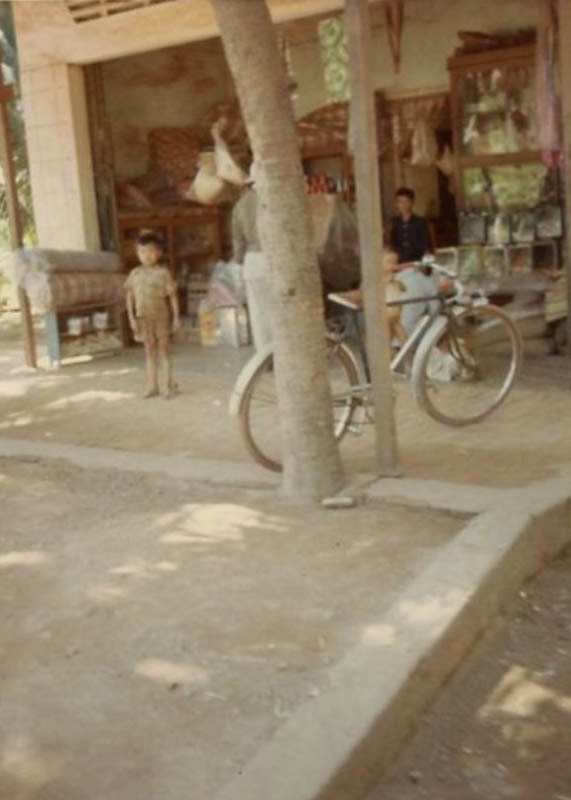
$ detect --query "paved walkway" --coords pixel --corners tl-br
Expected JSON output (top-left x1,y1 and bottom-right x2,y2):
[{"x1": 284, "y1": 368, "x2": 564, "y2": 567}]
[{"x1": 369, "y1": 550, "x2": 571, "y2": 799}]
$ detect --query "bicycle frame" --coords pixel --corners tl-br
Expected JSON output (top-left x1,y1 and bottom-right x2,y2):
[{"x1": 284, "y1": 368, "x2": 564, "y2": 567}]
[{"x1": 347, "y1": 293, "x2": 446, "y2": 384}]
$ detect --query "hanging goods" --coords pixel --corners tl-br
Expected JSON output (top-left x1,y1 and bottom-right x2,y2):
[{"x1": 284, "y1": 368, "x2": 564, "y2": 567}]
[
  {"x1": 186, "y1": 153, "x2": 226, "y2": 205},
  {"x1": 409, "y1": 117, "x2": 438, "y2": 167},
  {"x1": 212, "y1": 120, "x2": 247, "y2": 186},
  {"x1": 318, "y1": 17, "x2": 350, "y2": 103}
]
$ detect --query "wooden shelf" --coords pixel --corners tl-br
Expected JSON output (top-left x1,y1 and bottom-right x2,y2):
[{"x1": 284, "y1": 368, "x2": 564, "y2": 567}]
[
  {"x1": 46, "y1": 299, "x2": 126, "y2": 365},
  {"x1": 447, "y1": 43, "x2": 536, "y2": 72},
  {"x1": 118, "y1": 207, "x2": 222, "y2": 281},
  {"x1": 57, "y1": 299, "x2": 123, "y2": 313},
  {"x1": 60, "y1": 327, "x2": 120, "y2": 340},
  {"x1": 459, "y1": 151, "x2": 543, "y2": 169}
]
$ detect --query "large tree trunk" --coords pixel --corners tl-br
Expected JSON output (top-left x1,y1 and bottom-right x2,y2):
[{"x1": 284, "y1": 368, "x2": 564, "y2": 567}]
[{"x1": 211, "y1": 0, "x2": 344, "y2": 500}]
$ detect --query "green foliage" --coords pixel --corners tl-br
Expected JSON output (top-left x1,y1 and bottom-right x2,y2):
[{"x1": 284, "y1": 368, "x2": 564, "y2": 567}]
[{"x1": 0, "y1": 1, "x2": 36, "y2": 248}]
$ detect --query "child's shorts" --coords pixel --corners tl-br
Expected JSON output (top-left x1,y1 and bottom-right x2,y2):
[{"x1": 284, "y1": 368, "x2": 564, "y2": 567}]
[{"x1": 137, "y1": 315, "x2": 171, "y2": 344}]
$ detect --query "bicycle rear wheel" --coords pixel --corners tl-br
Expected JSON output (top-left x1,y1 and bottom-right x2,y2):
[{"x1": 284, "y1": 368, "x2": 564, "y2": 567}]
[
  {"x1": 412, "y1": 303, "x2": 523, "y2": 426},
  {"x1": 239, "y1": 339, "x2": 359, "y2": 472}
]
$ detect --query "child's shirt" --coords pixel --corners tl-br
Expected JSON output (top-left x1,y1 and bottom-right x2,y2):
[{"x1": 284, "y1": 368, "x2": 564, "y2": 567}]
[{"x1": 125, "y1": 265, "x2": 176, "y2": 320}]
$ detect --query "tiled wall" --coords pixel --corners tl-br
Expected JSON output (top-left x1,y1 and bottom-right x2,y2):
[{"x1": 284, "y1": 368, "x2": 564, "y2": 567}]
[{"x1": 20, "y1": 64, "x2": 100, "y2": 251}]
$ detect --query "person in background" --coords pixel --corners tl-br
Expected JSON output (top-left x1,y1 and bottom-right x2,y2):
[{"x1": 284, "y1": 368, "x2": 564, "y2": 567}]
[
  {"x1": 231, "y1": 162, "x2": 272, "y2": 352},
  {"x1": 125, "y1": 231, "x2": 179, "y2": 398},
  {"x1": 391, "y1": 186, "x2": 429, "y2": 265}
]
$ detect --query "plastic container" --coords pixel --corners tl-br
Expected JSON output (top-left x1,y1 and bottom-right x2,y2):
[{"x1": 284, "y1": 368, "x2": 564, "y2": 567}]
[
  {"x1": 198, "y1": 298, "x2": 218, "y2": 347},
  {"x1": 93, "y1": 311, "x2": 109, "y2": 331}
]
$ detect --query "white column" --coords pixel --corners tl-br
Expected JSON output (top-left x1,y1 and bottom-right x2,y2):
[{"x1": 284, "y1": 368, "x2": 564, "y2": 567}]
[{"x1": 20, "y1": 63, "x2": 100, "y2": 251}]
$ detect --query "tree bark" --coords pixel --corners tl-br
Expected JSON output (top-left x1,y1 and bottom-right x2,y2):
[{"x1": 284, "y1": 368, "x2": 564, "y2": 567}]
[{"x1": 211, "y1": 0, "x2": 344, "y2": 500}]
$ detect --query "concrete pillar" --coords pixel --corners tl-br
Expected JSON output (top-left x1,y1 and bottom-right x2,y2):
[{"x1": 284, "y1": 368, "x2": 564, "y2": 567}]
[{"x1": 19, "y1": 63, "x2": 100, "y2": 251}]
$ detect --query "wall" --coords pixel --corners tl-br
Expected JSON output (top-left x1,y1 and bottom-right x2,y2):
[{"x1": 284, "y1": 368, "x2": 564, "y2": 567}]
[
  {"x1": 101, "y1": 40, "x2": 234, "y2": 180},
  {"x1": 290, "y1": 0, "x2": 541, "y2": 119},
  {"x1": 105, "y1": 0, "x2": 541, "y2": 182}
]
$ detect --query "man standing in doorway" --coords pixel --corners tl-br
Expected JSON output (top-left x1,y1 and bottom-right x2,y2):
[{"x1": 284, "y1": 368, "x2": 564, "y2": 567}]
[
  {"x1": 390, "y1": 186, "x2": 430, "y2": 265},
  {"x1": 231, "y1": 163, "x2": 272, "y2": 351}
]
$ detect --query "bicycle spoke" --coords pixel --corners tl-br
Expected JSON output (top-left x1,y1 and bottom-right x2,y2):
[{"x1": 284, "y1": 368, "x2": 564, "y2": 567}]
[
  {"x1": 415, "y1": 304, "x2": 521, "y2": 425},
  {"x1": 240, "y1": 342, "x2": 360, "y2": 471}
]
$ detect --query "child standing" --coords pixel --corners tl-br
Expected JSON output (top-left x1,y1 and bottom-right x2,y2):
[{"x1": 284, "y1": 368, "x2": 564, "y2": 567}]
[{"x1": 125, "y1": 231, "x2": 180, "y2": 398}]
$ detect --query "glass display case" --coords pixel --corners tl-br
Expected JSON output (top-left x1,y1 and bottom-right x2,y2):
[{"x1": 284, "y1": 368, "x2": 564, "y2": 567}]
[
  {"x1": 462, "y1": 163, "x2": 557, "y2": 212},
  {"x1": 448, "y1": 45, "x2": 551, "y2": 213},
  {"x1": 459, "y1": 63, "x2": 538, "y2": 157}
]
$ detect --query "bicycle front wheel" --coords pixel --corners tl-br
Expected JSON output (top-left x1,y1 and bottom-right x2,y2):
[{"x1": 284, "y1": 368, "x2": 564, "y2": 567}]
[
  {"x1": 412, "y1": 303, "x2": 523, "y2": 426},
  {"x1": 239, "y1": 339, "x2": 359, "y2": 472}
]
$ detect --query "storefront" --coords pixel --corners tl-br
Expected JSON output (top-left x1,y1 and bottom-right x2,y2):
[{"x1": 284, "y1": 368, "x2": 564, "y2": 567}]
[{"x1": 12, "y1": 0, "x2": 569, "y2": 352}]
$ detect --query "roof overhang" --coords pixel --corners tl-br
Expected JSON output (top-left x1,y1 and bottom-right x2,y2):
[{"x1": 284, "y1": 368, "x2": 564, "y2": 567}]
[{"x1": 12, "y1": 0, "x2": 357, "y2": 69}]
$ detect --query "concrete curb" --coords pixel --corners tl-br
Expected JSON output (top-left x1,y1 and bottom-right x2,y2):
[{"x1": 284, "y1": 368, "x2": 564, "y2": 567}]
[
  {"x1": 214, "y1": 477, "x2": 571, "y2": 800},
  {"x1": 0, "y1": 437, "x2": 279, "y2": 488}
]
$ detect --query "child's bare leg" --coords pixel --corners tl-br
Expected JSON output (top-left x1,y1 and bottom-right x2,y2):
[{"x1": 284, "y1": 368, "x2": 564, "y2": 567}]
[
  {"x1": 144, "y1": 336, "x2": 159, "y2": 398},
  {"x1": 158, "y1": 337, "x2": 176, "y2": 396},
  {"x1": 395, "y1": 321, "x2": 409, "y2": 349}
]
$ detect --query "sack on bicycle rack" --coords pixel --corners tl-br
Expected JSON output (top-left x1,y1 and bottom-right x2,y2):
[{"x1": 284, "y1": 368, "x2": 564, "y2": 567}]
[
  {"x1": 310, "y1": 195, "x2": 361, "y2": 292},
  {"x1": 426, "y1": 348, "x2": 459, "y2": 382}
]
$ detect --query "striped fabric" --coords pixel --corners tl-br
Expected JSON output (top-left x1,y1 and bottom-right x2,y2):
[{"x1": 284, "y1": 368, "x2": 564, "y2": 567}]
[{"x1": 49, "y1": 272, "x2": 125, "y2": 310}]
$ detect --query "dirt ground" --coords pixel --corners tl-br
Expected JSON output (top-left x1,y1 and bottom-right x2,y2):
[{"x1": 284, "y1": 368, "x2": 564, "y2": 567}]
[
  {"x1": 0, "y1": 455, "x2": 461, "y2": 800},
  {"x1": 2, "y1": 316, "x2": 570, "y2": 799},
  {"x1": 369, "y1": 548, "x2": 571, "y2": 800},
  {"x1": 0, "y1": 314, "x2": 570, "y2": 489}
]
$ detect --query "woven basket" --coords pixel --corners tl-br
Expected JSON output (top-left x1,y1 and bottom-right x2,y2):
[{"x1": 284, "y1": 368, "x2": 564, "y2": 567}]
[{"x1": 148, "y1": 128, "x2": 200, "y2": 181}]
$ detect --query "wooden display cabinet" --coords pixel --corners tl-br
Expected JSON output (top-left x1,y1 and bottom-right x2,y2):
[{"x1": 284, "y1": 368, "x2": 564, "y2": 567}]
[
  {"x1": 117, "y1": 205, "x2": 222, "y2": 317},
  {"x1": 118, "y1": 206, "x2": 221, "y2": 272},
  {"x1": 448, "y1": 44, "x2": 557, "y2": 212}
]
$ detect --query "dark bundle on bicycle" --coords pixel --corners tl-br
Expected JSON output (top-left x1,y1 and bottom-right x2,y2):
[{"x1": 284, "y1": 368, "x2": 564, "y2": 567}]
[{"x1": 310, "y1": 194, "x2": 361, "y2": 294}]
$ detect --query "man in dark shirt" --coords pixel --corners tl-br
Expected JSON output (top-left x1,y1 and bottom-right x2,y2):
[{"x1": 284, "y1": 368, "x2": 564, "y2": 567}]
[{"x1": 391, "y1": 186, "x2": 429, "y2": 264}]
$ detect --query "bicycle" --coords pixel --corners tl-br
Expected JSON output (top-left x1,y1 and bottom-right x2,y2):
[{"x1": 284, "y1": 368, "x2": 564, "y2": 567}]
[{"x1": 229, "y1": 259, "x2": 523, "y2": 472}]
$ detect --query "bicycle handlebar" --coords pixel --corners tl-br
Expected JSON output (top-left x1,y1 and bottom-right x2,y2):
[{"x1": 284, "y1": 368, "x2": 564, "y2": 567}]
[{"x1": 417, "y1": 255, "x2": 486, "y2": 304}]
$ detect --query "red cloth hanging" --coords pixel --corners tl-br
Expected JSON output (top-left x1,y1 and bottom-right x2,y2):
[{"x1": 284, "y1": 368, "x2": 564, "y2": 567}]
[{"x1": 536, "y1": 0, "x2": 561, "y2": 159}]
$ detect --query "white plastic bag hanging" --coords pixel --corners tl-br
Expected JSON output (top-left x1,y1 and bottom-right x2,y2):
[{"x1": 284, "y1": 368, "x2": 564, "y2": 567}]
[
  {"x1": 212, "y1": 120, "x2": 247, "y2": 186},
  {"x1": 186, "y1": 153, "x2": 226, "y2": 205},
  {"x1": 436, "y1": 145, "x2": 454, "y2": 176}
]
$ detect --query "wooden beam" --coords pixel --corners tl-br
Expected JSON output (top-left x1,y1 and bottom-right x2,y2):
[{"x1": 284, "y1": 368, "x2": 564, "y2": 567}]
[
  {"x1": 346, "y1": 0, "x2": 399, "y2": 474},
  {"x1": 0, "y1": 46, "x2": 37, "y2": 368},
  {"x1": 558, "y1": 0, "x2": 571, "y2": 363}
]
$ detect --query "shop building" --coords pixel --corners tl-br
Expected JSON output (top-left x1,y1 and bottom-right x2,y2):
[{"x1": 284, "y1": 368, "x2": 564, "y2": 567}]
[{"x1": 11, "y1": 0, "x2": 570, "y2": 349}]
